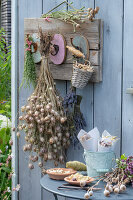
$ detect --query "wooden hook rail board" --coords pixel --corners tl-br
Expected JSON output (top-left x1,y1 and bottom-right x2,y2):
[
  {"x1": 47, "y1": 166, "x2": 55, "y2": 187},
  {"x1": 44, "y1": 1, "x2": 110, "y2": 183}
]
[{"x1": 24, "y1": 18, "x2": 103, "y2": 82}]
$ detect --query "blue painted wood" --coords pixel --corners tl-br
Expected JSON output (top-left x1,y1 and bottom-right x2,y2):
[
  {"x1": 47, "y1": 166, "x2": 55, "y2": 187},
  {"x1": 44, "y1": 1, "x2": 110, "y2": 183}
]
[
  {"x1": 40, "y1": 175, "x2": 133, "y2": 200},
  {"x1": 16, "y1": 0, "x2": 133, "y2": 200},
  {"x1": 94, "y1": 0, "x2": 123, "y2": 156},
  {"x1": 18, "y1": 0, "x2": 43, "y2": 200},
  {"x1": 122, "y1": 0, "x2": 133, "y2": 155}
]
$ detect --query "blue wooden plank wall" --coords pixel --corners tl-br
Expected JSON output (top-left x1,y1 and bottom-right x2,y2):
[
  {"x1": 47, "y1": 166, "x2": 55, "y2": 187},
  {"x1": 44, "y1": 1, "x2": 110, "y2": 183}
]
[{"x1": 18, "y1": 0, "x2": 133, "y2": 199}]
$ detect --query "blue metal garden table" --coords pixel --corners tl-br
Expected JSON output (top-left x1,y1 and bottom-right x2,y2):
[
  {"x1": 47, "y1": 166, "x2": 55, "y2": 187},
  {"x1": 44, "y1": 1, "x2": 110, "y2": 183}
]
[{"x1": 40, "y1": 175, "x2": 133, "y2": 200}]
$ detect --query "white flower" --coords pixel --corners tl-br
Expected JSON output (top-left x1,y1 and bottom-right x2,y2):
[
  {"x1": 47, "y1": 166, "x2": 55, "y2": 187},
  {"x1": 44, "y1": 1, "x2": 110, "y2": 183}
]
[
  {"x1": 0, "y1": 115, "x2": 11, "y2": 130},
  {"x1": 16, "y1": 184, "x2": 21, "y2": 191},
  {"x1": 7, "y1": 187, "x2": 11, "y2": 192}
]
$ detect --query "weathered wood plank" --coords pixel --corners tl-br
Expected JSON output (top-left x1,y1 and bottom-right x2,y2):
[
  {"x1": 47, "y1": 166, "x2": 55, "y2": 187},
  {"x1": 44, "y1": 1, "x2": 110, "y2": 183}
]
[
  {"x1": 94, "y1": 0, "x2": 123, "y2": 156},
  {"x1": 24, "y1": 18, "x2": 103, "y2": 82},
  {"x1": 122, "y1": 0, "x2": 133, "y2": 156},
  {"x1": 48, "y1": 64, "x2": 100, "y2": 82},
  {"x1": 18, "y1": 0, "x2": 43, "y2": 200},
  {"x1": 24, "y1": 18, "x2": 100, "y2": 34}
]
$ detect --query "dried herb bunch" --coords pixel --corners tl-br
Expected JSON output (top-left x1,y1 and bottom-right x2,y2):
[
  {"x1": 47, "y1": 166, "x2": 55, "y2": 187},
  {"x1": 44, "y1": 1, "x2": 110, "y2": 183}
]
[
  {"x1": 18, "y1": 32, "x2": 70, "y2": 173},
  {"x1": 42, "y1": 1, "x2": 99, "y2": 31},
  {"x1": 63, "y1": 87, "x2": 86, "y2": 146},
  {"x1": 21, "y1": 35, "x2": 37, "y2": 88}
]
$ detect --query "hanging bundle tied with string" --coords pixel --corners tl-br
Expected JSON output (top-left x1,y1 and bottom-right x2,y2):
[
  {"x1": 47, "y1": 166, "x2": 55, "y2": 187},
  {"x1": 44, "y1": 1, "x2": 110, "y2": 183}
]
[{"x1": 18, "y1": 29, "x2": 70, "y2": 173}]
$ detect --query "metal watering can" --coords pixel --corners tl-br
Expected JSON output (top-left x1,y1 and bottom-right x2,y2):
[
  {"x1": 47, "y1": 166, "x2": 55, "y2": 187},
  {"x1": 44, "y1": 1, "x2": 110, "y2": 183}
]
[{"x1": 83, "y1": 150, "x2": 116, "y2": 177}]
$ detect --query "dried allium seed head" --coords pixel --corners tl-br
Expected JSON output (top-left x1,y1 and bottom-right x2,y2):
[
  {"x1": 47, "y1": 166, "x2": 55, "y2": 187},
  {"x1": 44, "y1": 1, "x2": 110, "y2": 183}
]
[
  {"x1": 60, "y1": 117, "x2": 66, "y2": 124},
  {"x1": 120, "y1": 184, "x2": 126, "y2": 191},
  {"x1": 54, "y1": 161, "x2": 58, "y2": 167},
  {"x1": 49, "y1": 137, "x2": 54, "y2": 144},
  {"x1": 54, "y1": 149, "x2": 57, "y2": 153},
  {"x1": 26, "y1": 105, "x2": 30, "y2": 111},
  {"x1": 63, "y1": 138, "x2": 67, "y2": 143},
  {"x1": 21, "y1": 106, "x2": 26, "y2": 112},
  {"x1": 56, "y1": 126, "x2": 61, "y2": 132},
  {"x1": 104, "y1": 190, "x2": 110, "y2": 197},
  {"x1": 28, "y1": 163, "x2": 34, "y2": 170},
  {"x1": 40, "y1": 137, "x2": 44, "y2": 142},
  {"x1": 54, "y1": 136, "x2": 58, "y2": 143},
  {"x1": 46, "y1": 104, "x2": 51, "y2": 111},
  {"x1": 51, "y1": 109, "x2": 55, "y2": 114},
  {"x1": 19, "y1": 116, "x2": 23, "y2": 120},
  {"x1": 41, "y1": 168, "x2": 46, "y2": 175},
  {"x1": 17, "y1": 132, "x2": 21, "y2": 138},
  {"x1": 44, "y1": 153, "x2": 48, "y2": 161},
  {"x1": 36, "y1": 105, "x2": 40, "y2": 110},
  {"x1": 41, "y1": 108, "x2": 45, "y2": 113},
  {"x1": 51, "y1": 117, "x2": 55, "y2": 124},
  {"x1": 22, "y1": 124, "x2": 26, "y2": 129},
  {"x1": 23, "y1": 145, "x2": 27, "y2": 151},
  {"x1": 47, "y1": 129, "x2": 52, "y2": 134},
  {"x1": 29, "y1": 155, "x2": 34, "y2": 161},
  {"x1": 66, "y1": 132, "x2": 70, "y2": 138},
  {"x1": 28, "y1": 110, "x2": 33, "y2": 115},
  {"x1": 29, "y1": 123, "x2": 34, "y2": 129},
  {"x1": 41, "y1": 118, "x2": 44, "y2": 123},
  {"x1": 114, "y1": 187, "x2": 120, "y2": 194},
  {"x1": 59, "y1": 155, "x2": 64, "y2": 163},
  {"x1": 35, "y1": 111, "x2": 39, "y2": 117},
  {"x1": 48, "y1": 152, "x2": 53, "y2": 160},
  {"x1": 25, "y1": 136, "x2": 29, "y2": 142},
  {"x1": 57, "y1": 132, "x2": 62, "y2": 138},
  {"x1": 30, "y1": 137, "x2": 35, "y2": 144},
  {"x1": 18, "y1": 126, "x2": 22, "y2": 131},
  {"x1": 37, "y1": 120, "x2": 41, "y2": 124},
  {"x1": 89, "y1": 191, "x2": 93, "y2": 197},
  {"x1": 84, "y1": 192, "x2": 90, "y2": 199},
  {"x1": 27, "y1": 144, "x2": 32, "y2": 150},
  {"x1": 29, "y1": 117, "x2": 34, "y2": 122}
]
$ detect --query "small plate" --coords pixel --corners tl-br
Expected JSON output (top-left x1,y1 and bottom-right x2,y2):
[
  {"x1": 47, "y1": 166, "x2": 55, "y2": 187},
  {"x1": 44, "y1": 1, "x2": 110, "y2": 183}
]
[
  {"x1": 46, "y1": 168, "x2": 77, "y2": 180},
  {"x1": 64, "y1": 176, "x2": 95, "y2": 186}
]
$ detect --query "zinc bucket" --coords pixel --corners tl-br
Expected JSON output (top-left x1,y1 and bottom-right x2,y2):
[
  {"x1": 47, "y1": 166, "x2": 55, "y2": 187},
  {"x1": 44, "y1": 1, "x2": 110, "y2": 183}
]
[{"x1": 83, "y1": 150, "x2": 116, "y2": 177}]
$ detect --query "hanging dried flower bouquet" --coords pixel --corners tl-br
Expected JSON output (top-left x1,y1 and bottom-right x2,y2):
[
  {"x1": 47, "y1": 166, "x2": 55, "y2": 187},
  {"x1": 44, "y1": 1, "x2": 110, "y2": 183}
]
[{"x1": 17, "y1": 30, "x2": 70, "y2": 173}]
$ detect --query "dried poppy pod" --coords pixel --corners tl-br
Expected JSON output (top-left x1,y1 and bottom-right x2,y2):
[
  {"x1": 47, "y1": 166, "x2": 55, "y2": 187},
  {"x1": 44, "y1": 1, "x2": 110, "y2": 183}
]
[
  {"x1": 49, "y1": 137, "x2": 54, "y2": 144},
  {"x1": 60, "y1": 117, "x2": 67, "y2": 124},
  {"x1": 21, "y1": 106, "x2": 26, "y2": 112},
  {"x1": 29, "y1": 163, "x2": 34, "y2": 170},
  {"x1": 44, "y1": 153, "x2": 48, "y2": 161}
]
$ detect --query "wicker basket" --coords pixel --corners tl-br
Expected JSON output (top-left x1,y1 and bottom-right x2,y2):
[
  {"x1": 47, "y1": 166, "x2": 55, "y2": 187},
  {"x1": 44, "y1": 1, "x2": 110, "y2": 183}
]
[{"x1": 71, "y1": 66, "x2": 93, "y2": 89}]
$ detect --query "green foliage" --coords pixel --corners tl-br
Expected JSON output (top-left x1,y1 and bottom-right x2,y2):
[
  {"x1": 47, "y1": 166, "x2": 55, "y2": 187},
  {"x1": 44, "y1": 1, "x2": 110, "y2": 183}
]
[
  {"x1": 0, "y1": 28, "x2": 11, "y2": 101},
  {"x1": 0, "y1": 126, "x2": 12, "y2": 200},
  {"x1": 0, "y1": 101, "x2": 11, "y2": 119}
]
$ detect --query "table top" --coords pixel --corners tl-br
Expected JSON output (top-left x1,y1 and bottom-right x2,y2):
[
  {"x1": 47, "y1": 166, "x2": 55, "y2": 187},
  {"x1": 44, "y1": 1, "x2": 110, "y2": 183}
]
[{"x1": 40, "y1": 175, "x2": 133, "y2": 200}]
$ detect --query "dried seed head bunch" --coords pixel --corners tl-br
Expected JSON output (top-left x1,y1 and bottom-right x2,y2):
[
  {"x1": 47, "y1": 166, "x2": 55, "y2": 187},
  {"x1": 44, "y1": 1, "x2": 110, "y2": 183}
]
[
  {"x1": 42, "y1": 1, "x2": 99, "y2": 32},
  {"x1": 18, "y1": 30, "x2": 70, "y2": 173},
  {"x1": 20, "y1": 35, "x2": 37, "y2": 89},
  {"x1": 103, "y1": 154, "x2": 133, "y2": 197}
]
